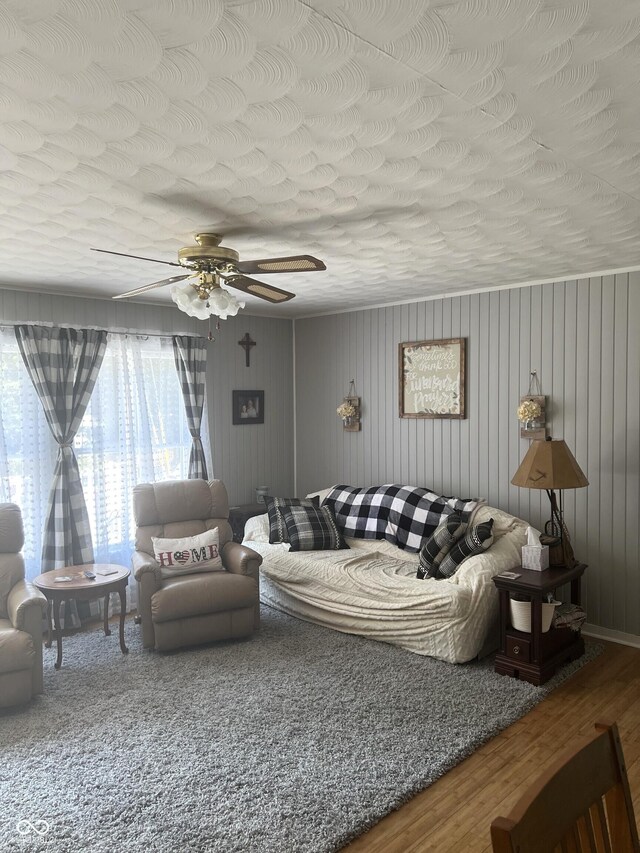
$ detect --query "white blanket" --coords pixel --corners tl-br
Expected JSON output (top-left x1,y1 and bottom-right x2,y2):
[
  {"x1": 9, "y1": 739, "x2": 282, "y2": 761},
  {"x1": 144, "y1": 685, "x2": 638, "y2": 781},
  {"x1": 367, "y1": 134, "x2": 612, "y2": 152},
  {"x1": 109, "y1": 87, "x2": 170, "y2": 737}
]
[{"x1": 244, "y1": 505, "x2": 528, "y2": 663}]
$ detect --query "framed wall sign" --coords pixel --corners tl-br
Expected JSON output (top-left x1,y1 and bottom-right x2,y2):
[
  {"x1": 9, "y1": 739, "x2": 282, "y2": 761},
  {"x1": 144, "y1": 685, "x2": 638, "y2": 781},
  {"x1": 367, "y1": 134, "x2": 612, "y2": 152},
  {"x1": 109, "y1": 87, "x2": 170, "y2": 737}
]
[
  {"x1": 232, "y1": 390, "x2": 264, "y2": 425},
  {"x1": 398, "y1": 338, "x2": 466, "y2": 419}
]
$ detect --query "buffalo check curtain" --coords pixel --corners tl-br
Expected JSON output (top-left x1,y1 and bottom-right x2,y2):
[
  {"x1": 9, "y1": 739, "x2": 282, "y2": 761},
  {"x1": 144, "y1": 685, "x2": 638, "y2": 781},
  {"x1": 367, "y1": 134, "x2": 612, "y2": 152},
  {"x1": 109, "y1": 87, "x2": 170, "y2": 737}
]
[
  {"x1": 172, "y1": 335, "x2": 208, "y2": 480},
  {"x1": 15, "y1": 325, "x2": 107, "y2": 572}
]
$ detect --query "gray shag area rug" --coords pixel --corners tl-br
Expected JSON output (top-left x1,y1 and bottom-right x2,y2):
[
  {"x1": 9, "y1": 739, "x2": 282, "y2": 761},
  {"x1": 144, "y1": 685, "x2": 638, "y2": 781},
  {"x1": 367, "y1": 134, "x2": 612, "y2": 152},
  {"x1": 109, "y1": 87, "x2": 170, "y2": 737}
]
[{"x1": 1, "y1": 606, "x2": 600, "y2": 853}]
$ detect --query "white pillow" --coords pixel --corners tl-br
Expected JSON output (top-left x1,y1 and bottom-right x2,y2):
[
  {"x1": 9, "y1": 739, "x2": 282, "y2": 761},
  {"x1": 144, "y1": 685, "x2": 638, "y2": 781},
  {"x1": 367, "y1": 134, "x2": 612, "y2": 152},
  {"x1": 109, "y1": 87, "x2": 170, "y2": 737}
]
[
  {"x1": 243, "y1": 513, "x2": 269, "y2": 543},
  {"x1": 305, "y1": 486, "x2": 337, "y2": 504},
  {"x1": 152, "y1": 528, "x2": 223, "y2": 578}
]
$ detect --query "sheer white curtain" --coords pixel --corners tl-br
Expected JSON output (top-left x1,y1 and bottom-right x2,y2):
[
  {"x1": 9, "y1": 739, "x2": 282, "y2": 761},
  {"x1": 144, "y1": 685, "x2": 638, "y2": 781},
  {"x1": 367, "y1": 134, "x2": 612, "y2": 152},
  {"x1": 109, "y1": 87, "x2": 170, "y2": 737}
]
[
  {"x1": 0, "y1": 329, "x2": 211, "y2": 595},
  {"x1": 0, "y1": 328, "x2": 57, "y2": 579},
  {"x1": 76, "y1": 334, "x2": 211, "y2": 607}
]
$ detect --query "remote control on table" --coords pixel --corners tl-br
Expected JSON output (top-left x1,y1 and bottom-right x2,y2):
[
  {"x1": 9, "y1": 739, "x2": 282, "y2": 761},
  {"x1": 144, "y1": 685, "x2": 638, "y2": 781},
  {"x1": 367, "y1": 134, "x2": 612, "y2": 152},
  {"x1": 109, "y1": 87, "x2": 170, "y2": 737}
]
[{"x1": 84, "y1": 570, "x2": 96, "y2": 580}]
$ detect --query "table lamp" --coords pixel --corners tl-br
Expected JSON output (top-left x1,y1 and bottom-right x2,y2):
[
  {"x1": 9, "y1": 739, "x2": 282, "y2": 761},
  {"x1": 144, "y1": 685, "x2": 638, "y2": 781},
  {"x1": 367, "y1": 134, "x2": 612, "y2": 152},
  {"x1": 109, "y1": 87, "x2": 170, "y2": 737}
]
[{"x1": 511, "y1": 437, "x2": 588, "y2": 568}]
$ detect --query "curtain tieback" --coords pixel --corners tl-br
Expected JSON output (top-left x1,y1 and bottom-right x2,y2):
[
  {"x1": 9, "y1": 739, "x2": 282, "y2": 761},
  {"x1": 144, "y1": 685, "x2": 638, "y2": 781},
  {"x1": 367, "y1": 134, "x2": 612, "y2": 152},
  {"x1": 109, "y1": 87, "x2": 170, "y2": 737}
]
[{"x1": 58, "y1": 441, "x2": 74, "y2": 448}]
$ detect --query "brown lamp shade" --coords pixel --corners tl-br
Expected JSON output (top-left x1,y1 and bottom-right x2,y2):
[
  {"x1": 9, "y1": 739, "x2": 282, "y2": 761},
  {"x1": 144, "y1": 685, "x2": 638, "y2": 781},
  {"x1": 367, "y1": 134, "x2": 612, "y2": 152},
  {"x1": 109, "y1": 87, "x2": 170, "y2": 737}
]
[{"x1": 511, "y1": 439, "x2": 589, "y2": 490}]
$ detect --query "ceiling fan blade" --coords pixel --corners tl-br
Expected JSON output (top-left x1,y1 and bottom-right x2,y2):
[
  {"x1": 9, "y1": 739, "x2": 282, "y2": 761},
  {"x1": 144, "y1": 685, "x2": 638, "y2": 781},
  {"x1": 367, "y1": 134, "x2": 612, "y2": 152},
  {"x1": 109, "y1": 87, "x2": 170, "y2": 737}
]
[
  {"x1": 91, "y1": 248, "x2": 184, "y2": 268},
  {"x1": 223, "y1": 274, "x2": 295, "y2": 303},
  {"x1": 112, "y1": 274, "x2": 196, "y2": 300},
  {"x1": 235, "y1": 255, "x2": 326, "y2": 275}
]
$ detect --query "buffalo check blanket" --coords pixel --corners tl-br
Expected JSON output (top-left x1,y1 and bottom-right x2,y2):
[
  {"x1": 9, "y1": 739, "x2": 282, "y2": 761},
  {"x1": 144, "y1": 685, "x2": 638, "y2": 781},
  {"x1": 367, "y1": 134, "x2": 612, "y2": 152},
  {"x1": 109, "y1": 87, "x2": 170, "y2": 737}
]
[{"x1": 322, "y1": 484, "x2": 479, "y2": 552}]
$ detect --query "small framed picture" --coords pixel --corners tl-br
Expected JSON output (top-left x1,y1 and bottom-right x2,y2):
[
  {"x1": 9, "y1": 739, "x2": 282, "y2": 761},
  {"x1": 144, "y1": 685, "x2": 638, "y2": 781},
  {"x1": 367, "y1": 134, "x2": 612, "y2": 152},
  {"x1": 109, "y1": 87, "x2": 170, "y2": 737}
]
[{"x1": 232, "y1": 390, "x2": 264, "y2": 425}]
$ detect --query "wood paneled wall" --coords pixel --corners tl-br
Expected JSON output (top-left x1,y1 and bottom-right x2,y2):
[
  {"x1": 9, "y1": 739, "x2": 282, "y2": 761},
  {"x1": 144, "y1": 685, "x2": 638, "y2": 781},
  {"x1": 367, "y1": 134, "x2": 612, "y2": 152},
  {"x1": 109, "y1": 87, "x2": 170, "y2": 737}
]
[
  {"x1": 2, "y1": 276, "x2": 637, "y2": 635},
  {"x1": 294, "y1": 274, "x2": 640, "y2": 636},
  {"x1": 209, "y1": 312, "x2": 294, "y2": 505},
  {"x1": 0, "y1": 287, "x2": 294, "y2": 505}
]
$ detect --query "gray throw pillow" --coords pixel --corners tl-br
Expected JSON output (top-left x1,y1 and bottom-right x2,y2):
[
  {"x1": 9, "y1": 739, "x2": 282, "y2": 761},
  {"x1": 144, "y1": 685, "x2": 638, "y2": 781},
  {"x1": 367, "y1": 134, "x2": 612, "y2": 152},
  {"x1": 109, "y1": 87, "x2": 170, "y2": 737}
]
[
  {"x1": 435, "y1": 518, "x2": 495, "y2": 579},
  {"x1": 281, "y1": 504, "x2": 349, "y2": 552},
  {"x1": 416, "y1": 512, "x2": 466, "y2": 579},
  {"x1": 264, "y1": 495, "x2": 320, "y2": 544}
]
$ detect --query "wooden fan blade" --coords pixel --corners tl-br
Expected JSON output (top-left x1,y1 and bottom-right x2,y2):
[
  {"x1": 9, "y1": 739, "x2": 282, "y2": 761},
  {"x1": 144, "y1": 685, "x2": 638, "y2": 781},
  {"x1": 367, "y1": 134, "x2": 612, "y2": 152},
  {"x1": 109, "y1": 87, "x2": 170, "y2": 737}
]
[
  {"x1": 112, "y1": 274, "x2": 196, "y2": 300},
  {"x1": 92, "y1": 248, "x2": 184, "y2": 268},
  {"x1": 223, "y1": 274, "x2": 295, "y2": 303},
  {"x1": 235, "y1": 255, "x2": 326, "y2": 275}
]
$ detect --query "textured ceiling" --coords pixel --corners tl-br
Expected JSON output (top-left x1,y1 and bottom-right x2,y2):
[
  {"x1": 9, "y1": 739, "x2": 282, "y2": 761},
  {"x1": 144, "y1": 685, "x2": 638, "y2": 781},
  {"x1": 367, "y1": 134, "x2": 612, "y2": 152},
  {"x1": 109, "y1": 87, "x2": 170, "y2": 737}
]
[{"x1": 1, "y1": 0, "x2": 640, "y2": 317}]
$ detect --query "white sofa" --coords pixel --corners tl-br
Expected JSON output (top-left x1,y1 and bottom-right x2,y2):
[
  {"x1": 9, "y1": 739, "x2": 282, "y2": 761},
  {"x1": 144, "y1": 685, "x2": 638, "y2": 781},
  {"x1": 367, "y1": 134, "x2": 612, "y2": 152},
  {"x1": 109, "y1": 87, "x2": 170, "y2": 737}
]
[{"x1": 244, "y1": 501, "x2": 528, "y2": 664}]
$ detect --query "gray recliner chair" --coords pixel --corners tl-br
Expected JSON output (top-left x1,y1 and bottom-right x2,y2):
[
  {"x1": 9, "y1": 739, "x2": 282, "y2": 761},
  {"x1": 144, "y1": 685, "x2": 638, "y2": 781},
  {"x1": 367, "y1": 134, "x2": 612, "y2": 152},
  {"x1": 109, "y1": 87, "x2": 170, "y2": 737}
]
[
  {"x1": 0, "y1": 503, "x2": 47, "y2": 708},
  {"x1": 132, "y1": 479, "x2": 262, "y2": 652}
]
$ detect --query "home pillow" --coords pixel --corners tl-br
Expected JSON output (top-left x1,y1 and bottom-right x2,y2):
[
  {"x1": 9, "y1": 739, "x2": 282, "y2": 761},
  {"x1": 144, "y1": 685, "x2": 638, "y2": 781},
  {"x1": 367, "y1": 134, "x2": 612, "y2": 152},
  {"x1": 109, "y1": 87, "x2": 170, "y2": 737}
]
[
  {"x1": 281, "y1": 504, "x2": 349, "y2": 552},
  {"x1": 152, "y1": 528, "x2": 223, "y2": 578},
  {"x1": 264, "y1": 495, "x2": 319, "y2": 544},
  {"x1": 435, "y1": 518, "x2": 495, "y2": 579},
  {"x1": 416, "y1": 512, "x2": 466, "y2": 580}
]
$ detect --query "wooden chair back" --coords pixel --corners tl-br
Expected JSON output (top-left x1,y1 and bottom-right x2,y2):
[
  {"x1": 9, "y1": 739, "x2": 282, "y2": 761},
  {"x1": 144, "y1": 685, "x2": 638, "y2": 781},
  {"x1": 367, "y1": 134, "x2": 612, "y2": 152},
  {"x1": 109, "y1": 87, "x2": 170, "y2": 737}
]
[{"x1": 490, "y1": 721, "x2": 639, "y2": 853}]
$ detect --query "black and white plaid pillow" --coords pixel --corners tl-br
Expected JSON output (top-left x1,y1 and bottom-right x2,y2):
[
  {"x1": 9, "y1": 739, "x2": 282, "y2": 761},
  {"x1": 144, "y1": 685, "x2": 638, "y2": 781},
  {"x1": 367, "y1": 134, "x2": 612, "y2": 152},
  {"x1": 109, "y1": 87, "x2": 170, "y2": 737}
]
[
  {"x1": 436, "y1": 518, "x2": 495, "y2": 579},
  {"x1": 264, "y1": 496, "x2": 319, "y2": 544},
  {"x1": 416, "y1": 513, "x2": 466, "y2": 579},
  {"x1": 281, "y1": 504, "x2": 349, "y2": 552}
]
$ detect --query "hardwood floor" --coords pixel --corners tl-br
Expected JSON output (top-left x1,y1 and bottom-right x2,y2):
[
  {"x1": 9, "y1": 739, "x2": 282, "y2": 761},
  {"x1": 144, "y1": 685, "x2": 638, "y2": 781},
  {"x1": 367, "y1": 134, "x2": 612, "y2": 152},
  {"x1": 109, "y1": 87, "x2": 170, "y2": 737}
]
[{"x1": 343, "y1": 639, "x2": 640, "y2": 852}]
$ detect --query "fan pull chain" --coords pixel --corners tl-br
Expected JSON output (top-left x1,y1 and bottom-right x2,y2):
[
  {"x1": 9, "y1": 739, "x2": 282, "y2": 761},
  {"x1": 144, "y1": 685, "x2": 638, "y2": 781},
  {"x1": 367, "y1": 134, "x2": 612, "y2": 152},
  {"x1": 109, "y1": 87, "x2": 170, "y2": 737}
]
[{"x1": 206, "y1": 315, "x2": 221, "y2": 342}]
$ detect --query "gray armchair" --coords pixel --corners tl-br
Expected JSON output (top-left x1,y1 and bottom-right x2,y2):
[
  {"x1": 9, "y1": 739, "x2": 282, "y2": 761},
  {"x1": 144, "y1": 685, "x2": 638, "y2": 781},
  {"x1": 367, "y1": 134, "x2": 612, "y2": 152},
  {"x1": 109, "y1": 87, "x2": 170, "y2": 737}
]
[
  {"x1": 133, "y1": 479, "x2": 262, "y2": 652},
  {"x1": 0, "y1": 503, "x2": 47, "y2": 708}
]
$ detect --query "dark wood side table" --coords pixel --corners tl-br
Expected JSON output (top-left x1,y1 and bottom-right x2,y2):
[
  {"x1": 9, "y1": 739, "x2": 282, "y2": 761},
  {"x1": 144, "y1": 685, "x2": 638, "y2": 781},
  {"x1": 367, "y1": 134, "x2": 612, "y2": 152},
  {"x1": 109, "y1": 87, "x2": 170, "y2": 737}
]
[
  {"x1": 228, "y1": 503, "x2": 267, "y2": 543},
  {"x1": 33, "y1": 564, "x2": 130, "y2": 670},
  {"x1": 493, "y1": 563, "x2": 587, "y2": 686}
]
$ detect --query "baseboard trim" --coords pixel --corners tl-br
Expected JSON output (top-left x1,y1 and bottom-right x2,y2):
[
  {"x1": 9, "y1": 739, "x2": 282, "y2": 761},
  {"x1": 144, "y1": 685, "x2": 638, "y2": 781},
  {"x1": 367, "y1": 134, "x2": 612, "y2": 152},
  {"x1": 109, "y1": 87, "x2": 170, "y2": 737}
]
[{"x1": 582, "y1": 624, "x2": 640, "y2": 649}]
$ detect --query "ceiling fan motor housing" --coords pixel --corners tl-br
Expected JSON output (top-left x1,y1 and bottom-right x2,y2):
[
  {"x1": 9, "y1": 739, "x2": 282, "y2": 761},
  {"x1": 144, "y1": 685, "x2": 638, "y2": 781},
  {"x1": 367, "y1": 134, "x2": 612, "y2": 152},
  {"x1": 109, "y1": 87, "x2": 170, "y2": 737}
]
[{"x1": 178, "y1": 233, "x2": 239, "y2": 268}]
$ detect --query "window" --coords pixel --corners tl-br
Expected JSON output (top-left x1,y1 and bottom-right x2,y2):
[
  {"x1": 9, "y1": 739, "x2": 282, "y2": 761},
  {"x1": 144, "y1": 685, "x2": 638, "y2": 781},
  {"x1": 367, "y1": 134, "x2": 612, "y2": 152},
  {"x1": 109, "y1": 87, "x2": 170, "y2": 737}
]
[
  {"x1": 0, "y1": 329, "x2": 210, "y2": 581},
  {"x1": 0, "y1": 329, "x2": 57, "y2": 577}
]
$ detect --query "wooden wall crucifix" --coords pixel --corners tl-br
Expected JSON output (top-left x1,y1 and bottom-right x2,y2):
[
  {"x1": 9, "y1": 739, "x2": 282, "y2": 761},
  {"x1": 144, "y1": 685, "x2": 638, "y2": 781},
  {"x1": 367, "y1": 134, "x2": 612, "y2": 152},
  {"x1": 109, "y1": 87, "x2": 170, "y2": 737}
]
[{"x1": 238, "y1": 333, "x2": 256, "y2": 366}]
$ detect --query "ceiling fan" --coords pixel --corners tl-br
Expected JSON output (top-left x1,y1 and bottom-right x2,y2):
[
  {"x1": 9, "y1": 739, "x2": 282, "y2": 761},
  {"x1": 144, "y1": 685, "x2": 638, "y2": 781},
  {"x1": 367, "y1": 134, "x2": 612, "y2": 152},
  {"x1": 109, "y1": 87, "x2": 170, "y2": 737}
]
[{"x1": 91, "y1": 233, "x2": 326, "y2": 320}]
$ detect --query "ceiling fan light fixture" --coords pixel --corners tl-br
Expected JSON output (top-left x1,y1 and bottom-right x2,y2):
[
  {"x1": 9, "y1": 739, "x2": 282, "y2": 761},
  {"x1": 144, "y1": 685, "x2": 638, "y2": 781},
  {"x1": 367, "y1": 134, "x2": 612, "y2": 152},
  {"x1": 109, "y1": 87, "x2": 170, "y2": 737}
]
[
  {"x1": 98, "y1": 231, "x2": 325, "y2": 308},
  {"x1": 170, "y1": 283, "x2": 245, "y2": 320}
]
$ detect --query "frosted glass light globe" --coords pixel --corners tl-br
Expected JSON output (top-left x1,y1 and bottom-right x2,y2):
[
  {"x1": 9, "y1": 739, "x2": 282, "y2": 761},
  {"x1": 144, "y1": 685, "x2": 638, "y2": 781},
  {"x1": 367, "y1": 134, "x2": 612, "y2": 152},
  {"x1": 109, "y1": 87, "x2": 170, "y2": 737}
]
[{"x1": 171, "y1": 283, "x2": 245, "y2": 320}]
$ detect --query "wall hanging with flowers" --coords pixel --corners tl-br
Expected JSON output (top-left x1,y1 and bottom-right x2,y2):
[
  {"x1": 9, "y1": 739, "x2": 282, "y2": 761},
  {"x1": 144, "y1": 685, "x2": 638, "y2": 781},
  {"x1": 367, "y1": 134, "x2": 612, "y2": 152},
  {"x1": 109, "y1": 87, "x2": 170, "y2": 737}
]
[
  {"x1": 518, "y1": 371, "x2": 546, "y2": 439},
  {"x1": 337, "y1": 380, "x2": 361, "y2": 431}
]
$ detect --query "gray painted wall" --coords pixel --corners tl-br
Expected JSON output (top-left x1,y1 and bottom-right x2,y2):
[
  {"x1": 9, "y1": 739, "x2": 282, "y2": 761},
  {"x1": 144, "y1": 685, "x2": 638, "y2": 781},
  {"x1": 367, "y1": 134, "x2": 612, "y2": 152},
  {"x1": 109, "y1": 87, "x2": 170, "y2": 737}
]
[
  {"x1": 294, "y1": 274, "x2": 640, "y2": 637},
  {"x1": 2, "y1": 277, "x2": 638, "y2": 636},
  {"x1": 0, "y1": 287, "x2": 294, "y2": 505},
  {"x1": 209, "y1": 312, "x2": 294, "y2": 505}
]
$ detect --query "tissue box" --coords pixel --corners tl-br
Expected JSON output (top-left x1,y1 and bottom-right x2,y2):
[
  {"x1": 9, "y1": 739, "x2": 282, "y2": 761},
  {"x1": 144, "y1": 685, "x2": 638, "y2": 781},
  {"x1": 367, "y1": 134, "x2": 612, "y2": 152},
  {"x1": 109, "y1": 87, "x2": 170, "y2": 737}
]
[{"x1": 521, "y1": 545, "x2": 549, "y2": 571}]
